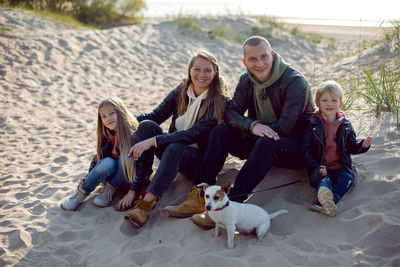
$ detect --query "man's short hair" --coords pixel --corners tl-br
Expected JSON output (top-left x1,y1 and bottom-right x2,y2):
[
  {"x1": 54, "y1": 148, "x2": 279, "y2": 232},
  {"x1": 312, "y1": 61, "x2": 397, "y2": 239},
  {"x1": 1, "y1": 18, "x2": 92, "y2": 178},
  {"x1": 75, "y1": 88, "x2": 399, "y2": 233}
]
[{"x1": 243, "y1": 36, "x2": 272, "y2": 53}]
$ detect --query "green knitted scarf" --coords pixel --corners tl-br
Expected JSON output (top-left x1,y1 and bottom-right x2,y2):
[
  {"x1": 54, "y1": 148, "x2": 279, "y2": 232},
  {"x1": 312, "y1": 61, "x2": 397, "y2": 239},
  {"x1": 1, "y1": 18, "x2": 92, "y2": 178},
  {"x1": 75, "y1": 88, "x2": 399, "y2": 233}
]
[{"x1": 248, "y1": 52, "x2": 289, "y2": 125}]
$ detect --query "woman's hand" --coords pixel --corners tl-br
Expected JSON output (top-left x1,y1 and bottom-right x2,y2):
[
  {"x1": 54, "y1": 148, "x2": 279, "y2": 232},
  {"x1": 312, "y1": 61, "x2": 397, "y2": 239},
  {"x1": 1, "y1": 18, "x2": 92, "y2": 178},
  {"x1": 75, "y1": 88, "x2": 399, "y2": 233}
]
[
  {"x1": 362, "y1": 136, "x2": 372, "y2": 148},
  {"x1": 117, "y1": 190, "x2": 136, "y2": 210},
  {"x1": 128, "y1": 137, "x2": 156, "y2": 160}
]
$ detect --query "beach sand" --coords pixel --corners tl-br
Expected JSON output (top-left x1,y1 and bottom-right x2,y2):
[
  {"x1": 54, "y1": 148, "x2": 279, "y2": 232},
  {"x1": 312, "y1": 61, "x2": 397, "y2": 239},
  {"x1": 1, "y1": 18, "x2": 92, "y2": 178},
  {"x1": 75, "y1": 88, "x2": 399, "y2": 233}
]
[{"x1": 1, "y1": 8, "x2": 400, "y2": 266}]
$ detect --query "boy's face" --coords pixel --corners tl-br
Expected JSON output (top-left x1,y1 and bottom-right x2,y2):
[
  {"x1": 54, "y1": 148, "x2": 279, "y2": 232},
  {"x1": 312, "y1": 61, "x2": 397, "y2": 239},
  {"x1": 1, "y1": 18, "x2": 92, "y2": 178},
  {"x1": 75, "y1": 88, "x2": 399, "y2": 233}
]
[{"x1": 315, "y1": 92, "x2": 343, "y2": 118}]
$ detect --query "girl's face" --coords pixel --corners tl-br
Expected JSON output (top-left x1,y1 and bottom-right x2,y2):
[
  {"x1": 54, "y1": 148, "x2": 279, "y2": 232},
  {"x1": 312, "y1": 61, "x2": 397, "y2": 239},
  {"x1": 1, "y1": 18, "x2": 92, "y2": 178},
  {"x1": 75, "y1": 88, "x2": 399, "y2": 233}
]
[
  {"x1": 316, "y1": 92, "x2": 343, "y2": 119},
  {"x1": 190, "y1": 57, "x2": 216, "y2": 93},
  {"x1": 99, "y1": 104, "x2": 118, "y2": 131}
]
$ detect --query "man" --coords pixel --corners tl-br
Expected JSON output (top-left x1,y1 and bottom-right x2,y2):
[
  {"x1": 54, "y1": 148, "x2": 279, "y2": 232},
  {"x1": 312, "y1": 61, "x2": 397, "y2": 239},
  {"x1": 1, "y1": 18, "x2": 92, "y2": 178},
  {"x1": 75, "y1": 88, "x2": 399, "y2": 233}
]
[{"x1": 163, "y1": 35, "x2": 315, "y2": 228}]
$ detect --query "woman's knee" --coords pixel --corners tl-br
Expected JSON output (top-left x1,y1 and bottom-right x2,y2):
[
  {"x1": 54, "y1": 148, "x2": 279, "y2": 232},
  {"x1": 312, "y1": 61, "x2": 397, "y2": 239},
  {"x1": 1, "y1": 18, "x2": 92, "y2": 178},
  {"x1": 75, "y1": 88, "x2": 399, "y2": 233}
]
[
  {"x1": 162, "y1": 143, "x2": 187, "y2": 159},
  {"x1": 137, "y1": 120, "x2": 163, "y2": 139}
]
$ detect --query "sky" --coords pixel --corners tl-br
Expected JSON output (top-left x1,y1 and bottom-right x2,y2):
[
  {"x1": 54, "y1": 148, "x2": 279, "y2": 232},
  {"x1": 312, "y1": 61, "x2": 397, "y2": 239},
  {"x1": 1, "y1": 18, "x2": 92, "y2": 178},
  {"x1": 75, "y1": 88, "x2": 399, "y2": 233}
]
[{"x1": 142, "y1": 0, "x2": 400, "y2": 26}]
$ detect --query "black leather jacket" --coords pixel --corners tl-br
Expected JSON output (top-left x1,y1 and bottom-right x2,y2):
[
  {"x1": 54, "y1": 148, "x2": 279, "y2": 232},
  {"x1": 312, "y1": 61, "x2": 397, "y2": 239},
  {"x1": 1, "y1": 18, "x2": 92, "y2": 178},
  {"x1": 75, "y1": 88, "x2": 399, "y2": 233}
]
[
  {"x1": 225, "y1": 67, "x2": 315, "y2": 138},
  {"x1": 136, "y1": 83, "x2": 221, "y2": 153},
  {"x1": 301, "y1": 115, "x2": 370, "y2": 187}
]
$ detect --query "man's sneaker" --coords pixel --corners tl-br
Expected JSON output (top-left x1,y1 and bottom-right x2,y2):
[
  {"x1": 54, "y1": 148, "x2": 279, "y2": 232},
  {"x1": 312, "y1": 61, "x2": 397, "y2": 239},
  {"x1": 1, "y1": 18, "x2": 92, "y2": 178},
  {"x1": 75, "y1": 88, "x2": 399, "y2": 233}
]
[
  {"x1": 317, "y1": 186, "x2": 337, "y2": 217},
  {"x1": 162, "y1": 186, "x2": 205, "y2": 218},
  {"x1": 93, "y1": 184, "x2": 116, "y2": 207},
  {"x1": 190, "y1": 211, "x2": 215, "y2": 230},
  {"x1": 61, "y1": 189, "x2": 87, "y2": 211}
]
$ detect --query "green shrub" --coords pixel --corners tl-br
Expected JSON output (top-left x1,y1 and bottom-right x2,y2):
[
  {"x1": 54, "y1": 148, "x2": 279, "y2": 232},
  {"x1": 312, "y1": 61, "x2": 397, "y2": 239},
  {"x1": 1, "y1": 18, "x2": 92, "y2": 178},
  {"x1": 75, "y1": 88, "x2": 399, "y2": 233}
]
[{"x1": 1, "y1": 0, "x2": 145, "y2": 27}]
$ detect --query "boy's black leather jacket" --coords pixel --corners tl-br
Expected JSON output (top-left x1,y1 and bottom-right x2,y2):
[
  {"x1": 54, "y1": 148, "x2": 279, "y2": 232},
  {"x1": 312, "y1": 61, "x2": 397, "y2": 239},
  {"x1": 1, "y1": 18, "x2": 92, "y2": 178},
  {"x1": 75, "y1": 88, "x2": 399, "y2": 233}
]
[
  {"x1": 225, "y1": 67, "x2": 315, "y2": 138},
  {"x1": 301, "y1": 115, "x2": 370, "y2": 187}
]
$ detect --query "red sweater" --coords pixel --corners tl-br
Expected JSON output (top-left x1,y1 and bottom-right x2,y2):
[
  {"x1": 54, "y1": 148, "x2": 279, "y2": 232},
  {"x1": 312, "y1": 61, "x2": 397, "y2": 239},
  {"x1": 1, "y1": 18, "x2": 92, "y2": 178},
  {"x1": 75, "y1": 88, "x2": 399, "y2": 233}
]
[
  {"x1": 315, "y1": 111, "x2": 345, "y2": 170},
  {"x1": 107, "y1": 131, "x2": 120, "y2": 160}
]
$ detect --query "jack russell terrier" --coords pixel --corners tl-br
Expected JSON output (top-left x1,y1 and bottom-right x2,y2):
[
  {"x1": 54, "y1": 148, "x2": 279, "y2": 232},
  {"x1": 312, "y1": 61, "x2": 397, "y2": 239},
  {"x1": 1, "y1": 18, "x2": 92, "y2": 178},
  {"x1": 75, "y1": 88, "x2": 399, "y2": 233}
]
[{"x1": 198, "y1": 181, "x2": 288, "y2": 249}]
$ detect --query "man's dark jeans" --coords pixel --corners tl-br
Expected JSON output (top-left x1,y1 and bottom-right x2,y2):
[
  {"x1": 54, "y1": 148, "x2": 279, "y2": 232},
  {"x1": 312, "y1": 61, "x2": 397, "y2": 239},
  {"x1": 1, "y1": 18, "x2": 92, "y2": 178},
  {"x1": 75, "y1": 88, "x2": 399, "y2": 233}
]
[{"x1": 194, "y1": 125, "x2": 304, "y2": 202}]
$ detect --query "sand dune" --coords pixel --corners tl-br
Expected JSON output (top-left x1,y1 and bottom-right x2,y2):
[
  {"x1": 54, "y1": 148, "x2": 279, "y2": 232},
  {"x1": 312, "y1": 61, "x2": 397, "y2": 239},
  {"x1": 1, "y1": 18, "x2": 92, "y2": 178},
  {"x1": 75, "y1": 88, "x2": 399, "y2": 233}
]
[{"x1": 1, "y1": 8, "x2": 399, "y2": 266}]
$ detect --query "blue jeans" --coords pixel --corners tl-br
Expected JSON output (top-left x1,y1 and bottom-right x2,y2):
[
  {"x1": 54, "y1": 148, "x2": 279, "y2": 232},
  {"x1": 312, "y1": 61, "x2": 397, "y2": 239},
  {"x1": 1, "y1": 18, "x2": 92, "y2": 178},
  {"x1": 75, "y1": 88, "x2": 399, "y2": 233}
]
[
  {"x1": 81, "y1": 157, "x2": 127, "y2": 194},
  {"x1": 317, "y1": 168, "x2": 354, "y2": 204}
]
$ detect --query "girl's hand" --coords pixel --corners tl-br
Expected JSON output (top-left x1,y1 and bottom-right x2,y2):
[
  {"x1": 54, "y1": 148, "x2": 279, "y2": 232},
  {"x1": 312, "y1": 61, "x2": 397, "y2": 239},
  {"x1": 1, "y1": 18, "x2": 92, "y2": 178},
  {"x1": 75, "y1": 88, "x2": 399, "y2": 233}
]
[
  {"x1": 128, "y1": 137, "x2": 156, "y2": 160},
  {"x1": 117, "y1": 190, "x2": 136, "y2": 210},
  {"x1": 319, "y1": 165, "x2": 327, "y2": 176},
  {"x1": 362, "y1": 136, "x2": 372, "y2": 148},
  {"x1": 79, "y1": 178, "x2": 86, "y2": 187}
]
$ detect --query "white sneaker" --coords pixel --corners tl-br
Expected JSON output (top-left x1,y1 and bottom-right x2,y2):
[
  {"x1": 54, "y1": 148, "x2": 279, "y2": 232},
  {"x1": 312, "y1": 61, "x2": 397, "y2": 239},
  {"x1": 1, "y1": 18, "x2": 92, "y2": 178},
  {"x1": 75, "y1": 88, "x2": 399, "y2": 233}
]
[
  {"x1": 61, "y1": 189, "x2": 87, "y2": 211},
  {"x1": 317, "y1": 186, "x2": 337, "y2": 217},
  {"x1": 93, "y1": 184, "x2": 116, "y2": 207}
]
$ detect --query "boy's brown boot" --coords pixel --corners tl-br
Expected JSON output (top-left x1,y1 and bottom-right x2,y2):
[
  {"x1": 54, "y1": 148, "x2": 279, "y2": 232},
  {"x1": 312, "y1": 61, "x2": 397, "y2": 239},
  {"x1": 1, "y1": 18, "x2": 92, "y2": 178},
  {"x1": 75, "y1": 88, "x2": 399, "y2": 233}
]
[
  {"x1": 190, "y1": 211, "x2": 215, "y2": 230},
  {"x1": 162, "y1": 186, "x2": 205, "y2": 218},
  {"x1": 124, "y1": 199, "x2": 155, "y2": 227}
]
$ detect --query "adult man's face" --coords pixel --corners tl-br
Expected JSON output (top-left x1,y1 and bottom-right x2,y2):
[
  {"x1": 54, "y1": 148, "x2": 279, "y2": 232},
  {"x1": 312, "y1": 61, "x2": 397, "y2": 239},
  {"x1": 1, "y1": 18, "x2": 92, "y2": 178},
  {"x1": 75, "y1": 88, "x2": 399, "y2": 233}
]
[{"x1": 242, "y1": 42, "x2": 275, "y2": 83}]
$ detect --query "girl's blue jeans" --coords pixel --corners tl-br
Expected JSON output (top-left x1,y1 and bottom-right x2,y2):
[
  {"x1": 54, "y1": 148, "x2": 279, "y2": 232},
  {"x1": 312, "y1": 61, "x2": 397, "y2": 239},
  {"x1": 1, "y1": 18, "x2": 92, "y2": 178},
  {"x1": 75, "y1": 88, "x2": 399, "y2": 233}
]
[
  {"x1": 81, "y1": 157, "x2": 127, "y2": 194},
  {"x1": 317, "y1": 168, "x2": 354, "y2": 204}
]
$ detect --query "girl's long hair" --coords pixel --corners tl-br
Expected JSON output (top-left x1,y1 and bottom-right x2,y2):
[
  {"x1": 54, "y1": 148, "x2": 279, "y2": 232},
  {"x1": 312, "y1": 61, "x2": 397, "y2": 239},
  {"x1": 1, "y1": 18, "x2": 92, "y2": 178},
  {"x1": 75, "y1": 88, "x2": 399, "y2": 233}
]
[
  {"x1": 97, "y1": 96, "x2": 139, "y2": 184},
  {"x1": 177, "y1": 50, "x2": 229, "y2": 124}
]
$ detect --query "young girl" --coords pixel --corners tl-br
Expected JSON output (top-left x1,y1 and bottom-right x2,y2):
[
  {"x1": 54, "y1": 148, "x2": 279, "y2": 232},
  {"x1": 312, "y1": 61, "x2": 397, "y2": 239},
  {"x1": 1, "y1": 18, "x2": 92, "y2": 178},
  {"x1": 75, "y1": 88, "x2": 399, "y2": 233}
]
[
  {"x1": 61, "y1": 96, "x2": 155, "y2": 211},
  {"x1": 122, "y1": 50, "x2": 229, "y2": 227},
  {"x1": 302, "y1": 81, "x2": 372, "y2": 217}
]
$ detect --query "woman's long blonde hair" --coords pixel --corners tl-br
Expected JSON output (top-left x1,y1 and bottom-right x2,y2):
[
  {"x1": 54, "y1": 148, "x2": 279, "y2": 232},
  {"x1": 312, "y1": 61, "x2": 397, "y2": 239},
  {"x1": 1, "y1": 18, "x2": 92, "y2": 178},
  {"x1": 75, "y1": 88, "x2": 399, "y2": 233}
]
[
  {"x1": 178, "y1": 50, "x2": 229, "y2": 124},
  {"x1": 97, "y1": 96, "x2": 139, "y2": 183}
]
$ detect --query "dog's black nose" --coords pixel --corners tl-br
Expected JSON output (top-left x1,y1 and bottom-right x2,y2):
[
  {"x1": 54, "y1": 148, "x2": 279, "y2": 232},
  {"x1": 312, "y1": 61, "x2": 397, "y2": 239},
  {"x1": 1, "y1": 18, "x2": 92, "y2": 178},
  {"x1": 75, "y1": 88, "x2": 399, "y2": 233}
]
[{"x1": 206, "y1": 205, "x2": 211, "y2": 211}]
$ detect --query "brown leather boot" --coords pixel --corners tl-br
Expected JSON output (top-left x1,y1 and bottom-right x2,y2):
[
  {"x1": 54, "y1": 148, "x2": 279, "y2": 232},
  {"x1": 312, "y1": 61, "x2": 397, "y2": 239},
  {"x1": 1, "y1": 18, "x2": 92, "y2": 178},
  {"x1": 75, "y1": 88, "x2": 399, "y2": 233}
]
[
  {"x1": 190, "y1": 211, "x2": 215, "y2": 230},
  {"x1": 162, "y1": 186, "x2": 205, "y2": 218},
  {"x1": 124, "y1": 199, "x2": 155, "y2": 227}
]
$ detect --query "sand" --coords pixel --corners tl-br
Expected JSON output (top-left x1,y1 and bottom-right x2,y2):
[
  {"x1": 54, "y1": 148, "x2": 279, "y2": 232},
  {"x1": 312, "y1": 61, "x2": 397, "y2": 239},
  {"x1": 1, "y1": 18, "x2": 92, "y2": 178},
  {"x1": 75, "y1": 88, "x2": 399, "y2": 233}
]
[{"x1": 1, "y1": 8, "x2": 400, "y2": 267}]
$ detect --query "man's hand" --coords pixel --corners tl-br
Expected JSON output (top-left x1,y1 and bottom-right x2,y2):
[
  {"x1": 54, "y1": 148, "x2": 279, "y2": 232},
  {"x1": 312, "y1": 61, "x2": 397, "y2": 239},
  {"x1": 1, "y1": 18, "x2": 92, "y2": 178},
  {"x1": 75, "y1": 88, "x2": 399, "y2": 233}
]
[{"x1": 252, "y1": 122, "x2": 280, "y2": 140}]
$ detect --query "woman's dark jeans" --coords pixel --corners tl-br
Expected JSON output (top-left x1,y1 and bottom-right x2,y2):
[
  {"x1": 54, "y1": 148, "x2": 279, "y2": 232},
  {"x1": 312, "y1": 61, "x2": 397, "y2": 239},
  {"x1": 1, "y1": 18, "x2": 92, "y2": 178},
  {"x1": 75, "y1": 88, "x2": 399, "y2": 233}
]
[{"x1": 137, "y1": 120, "x2": 202, "y2": 200}]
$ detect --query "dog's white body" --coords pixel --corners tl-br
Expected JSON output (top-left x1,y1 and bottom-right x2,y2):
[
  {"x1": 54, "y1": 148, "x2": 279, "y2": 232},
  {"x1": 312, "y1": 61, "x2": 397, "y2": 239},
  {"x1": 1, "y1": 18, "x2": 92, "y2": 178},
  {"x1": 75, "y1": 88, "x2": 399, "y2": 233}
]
[{"x1": 199, "y1": 182, "x2": 288, "y2": 249}]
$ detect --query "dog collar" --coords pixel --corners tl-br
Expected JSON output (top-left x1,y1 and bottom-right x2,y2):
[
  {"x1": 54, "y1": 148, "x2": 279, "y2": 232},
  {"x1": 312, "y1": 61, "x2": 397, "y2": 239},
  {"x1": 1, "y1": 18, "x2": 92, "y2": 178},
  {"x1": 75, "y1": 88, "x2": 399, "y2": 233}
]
[{"x1": 214, "y1": 201, "x2": 230, "y2": 211}]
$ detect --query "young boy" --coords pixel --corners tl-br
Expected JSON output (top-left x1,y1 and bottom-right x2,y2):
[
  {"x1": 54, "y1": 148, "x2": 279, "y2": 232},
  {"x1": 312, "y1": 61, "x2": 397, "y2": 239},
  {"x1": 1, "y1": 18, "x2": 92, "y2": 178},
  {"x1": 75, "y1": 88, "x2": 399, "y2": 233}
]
[{"x1": 302, "y1": 80, "x2": 372, "y2": 217}]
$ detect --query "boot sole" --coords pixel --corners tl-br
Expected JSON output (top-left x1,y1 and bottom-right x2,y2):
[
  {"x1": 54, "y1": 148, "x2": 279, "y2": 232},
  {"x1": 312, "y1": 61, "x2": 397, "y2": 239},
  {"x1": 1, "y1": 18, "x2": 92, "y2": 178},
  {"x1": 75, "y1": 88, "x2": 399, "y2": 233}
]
[
  {"x1": 162, "y1": 209, "x2": 198, "y2": 218},
  {"x1": 124, "y1": 214, "x2": 144, "y2": 228},
  {"x1": 318, "y1": 186, "x2": 337, "y2": 217},
  {"x1": 190, "y1": 217, "x2": 215, "y2": 230}
]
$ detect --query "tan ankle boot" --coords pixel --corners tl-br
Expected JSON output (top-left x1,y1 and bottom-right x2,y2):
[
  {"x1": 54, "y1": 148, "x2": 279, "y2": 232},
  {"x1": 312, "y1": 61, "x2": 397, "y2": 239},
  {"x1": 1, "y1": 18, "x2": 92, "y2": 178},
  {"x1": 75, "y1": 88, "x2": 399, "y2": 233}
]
[
  {"x1": 124, "y1": 199, "x2": 155, "y2": 227},
  {"x1": 190, "y1": 211, "x2": 215, "y2": 230},
  {"x1": 162, "y1": 186, "x2": 205, "y2": 218}
]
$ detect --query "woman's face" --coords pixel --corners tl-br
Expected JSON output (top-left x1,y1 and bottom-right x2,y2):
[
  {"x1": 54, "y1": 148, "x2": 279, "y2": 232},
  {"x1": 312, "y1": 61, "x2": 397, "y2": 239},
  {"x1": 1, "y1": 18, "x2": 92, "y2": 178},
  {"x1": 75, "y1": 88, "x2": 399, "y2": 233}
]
[
  {"x1": 99, "y1": 104, "x2": 118, "y2": 131},
  {"x1": 190, "y1": 57, "x2": 216, "y2": 92}
]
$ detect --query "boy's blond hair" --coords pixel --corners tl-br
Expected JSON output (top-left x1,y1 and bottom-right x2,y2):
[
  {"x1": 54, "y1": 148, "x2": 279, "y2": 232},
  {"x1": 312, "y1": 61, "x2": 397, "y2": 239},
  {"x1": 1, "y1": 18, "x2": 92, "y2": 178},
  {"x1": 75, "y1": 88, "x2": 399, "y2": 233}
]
[{"x1": 315, "y1": 80, "x2": 344, "y2": 102}]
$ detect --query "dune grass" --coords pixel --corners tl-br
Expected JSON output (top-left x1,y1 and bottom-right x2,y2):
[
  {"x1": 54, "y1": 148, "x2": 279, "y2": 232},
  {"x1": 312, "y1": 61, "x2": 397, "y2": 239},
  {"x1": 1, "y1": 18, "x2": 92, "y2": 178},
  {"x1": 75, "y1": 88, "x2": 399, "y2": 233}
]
[{"x1": 339, "y1": 20, "x2": 400, "y2": 127}]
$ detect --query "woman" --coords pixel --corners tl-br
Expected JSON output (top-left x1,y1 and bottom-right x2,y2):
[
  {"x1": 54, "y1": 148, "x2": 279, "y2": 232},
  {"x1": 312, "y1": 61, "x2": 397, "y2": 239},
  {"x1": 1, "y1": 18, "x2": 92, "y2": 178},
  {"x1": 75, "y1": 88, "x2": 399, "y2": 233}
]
[{"x1": 122, "y1": 50, "x2": 229, "y2": 227}]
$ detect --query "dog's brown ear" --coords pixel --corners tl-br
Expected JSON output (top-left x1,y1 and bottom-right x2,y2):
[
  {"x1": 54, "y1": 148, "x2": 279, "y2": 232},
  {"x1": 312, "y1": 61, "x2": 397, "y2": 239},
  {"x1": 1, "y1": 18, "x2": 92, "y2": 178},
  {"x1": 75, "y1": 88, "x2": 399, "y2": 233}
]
[
  {"x1": 221, "y1": 180, "x2": 232, "y2": 194},
  {"x1": 197, "y1": 183, "x2": 209, "y2": 191}
]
